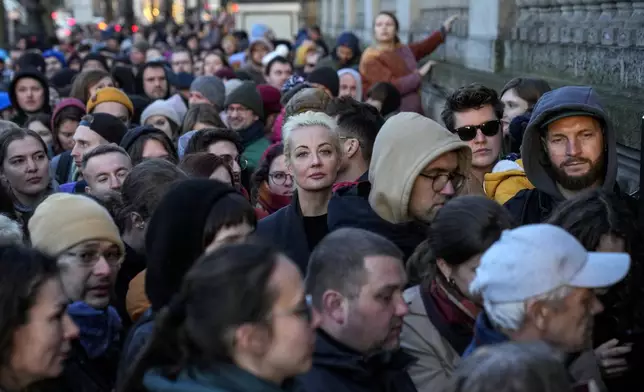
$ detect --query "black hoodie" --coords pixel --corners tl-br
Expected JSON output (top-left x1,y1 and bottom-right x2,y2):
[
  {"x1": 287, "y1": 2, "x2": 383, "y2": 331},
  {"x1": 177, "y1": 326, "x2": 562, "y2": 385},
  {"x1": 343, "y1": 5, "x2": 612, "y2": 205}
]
[
  {"x1": 135, "y1": 61, "x2": 171, "y2": 100},
  {"x1": 9, "y1": 69, "x2": 51, "y2": 126}
]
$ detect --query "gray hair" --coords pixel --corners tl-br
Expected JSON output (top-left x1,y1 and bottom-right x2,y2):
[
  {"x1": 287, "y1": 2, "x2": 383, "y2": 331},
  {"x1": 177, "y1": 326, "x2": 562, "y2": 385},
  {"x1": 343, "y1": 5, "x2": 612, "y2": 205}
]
[
  {"x1": 473, "y1": 285, "x2": 575, "y2": 332},
  {"x1": 0, "y1": 215, "x2": 24, "y2": 246},
  {"x1": 447, "y1": 341, "x2": 571, "y2": 392},
  {"x1": 305, "y1": 228, "x2": 403, "y2": 309}
]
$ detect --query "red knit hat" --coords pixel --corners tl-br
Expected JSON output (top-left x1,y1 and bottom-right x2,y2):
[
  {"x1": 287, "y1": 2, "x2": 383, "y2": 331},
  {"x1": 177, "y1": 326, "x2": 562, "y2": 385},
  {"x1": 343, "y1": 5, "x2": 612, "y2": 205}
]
[{"x1": 256, "y1": 84, "x2": 282, "y2": 116}]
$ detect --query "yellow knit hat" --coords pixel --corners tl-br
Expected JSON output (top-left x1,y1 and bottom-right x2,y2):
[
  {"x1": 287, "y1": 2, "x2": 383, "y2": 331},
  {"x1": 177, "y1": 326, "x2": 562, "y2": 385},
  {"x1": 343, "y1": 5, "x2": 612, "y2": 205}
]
[
  {"x1": 28, "y1": 194, "x2": 125, "y2": 258},
  {"x1": 86, "y1": 87, "x2": 134, "y2": 117}
]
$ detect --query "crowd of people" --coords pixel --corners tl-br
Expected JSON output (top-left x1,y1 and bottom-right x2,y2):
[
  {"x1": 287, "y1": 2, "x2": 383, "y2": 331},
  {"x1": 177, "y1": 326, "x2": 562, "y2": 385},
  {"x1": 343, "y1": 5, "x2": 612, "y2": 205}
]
[{"x1": 0, "y1": 9, "x2": 641, "y2": 392}]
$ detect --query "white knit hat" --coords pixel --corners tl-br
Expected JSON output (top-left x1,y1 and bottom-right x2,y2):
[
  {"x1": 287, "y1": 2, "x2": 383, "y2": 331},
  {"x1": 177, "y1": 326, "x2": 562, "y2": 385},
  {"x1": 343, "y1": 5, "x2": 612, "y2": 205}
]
[{"x1": 140, "y1": 99, "x2": 181, "y2": 127}]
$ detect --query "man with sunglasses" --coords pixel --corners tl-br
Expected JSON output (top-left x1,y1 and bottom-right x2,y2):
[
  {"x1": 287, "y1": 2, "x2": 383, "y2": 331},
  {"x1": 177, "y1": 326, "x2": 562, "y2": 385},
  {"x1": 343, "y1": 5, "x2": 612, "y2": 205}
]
[
  {"x1": 328, "y1": 112, "x2": 471, "y2": 260},
  {"x1": 301, "y1": 228, "x2": 416, "y2": 392},
  {"x1": 504, "y1": 86, "x2": 637, "y2": 225},
  {"x1": 441, "y1": 83, "x2": 532, "y2": 203}
]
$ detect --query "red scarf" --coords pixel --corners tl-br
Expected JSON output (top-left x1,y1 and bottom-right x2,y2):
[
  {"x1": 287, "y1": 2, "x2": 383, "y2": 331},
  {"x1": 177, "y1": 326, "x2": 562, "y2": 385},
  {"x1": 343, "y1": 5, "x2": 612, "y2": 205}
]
[
  {"x1": 428, "y1": 274, "x2": 480, "y2": 330},
  {"x1": 257, "y1": 182, "x2": 291, "y2": 214}
]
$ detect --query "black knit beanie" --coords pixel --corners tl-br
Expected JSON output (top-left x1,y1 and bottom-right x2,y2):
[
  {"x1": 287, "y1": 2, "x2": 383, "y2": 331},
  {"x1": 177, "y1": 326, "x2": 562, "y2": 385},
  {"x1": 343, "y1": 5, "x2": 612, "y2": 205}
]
[
  {"x1": 307, "y1": 66, "x2": 340, "y2": 97},
  {"x1": 145, "y1": 179, "x2": 238, "y2": 310},
  {"x1": 224, "y1": 81, "x2": 264, "y2": 119},
  {"x1": 81, "y1": 112, "x2": 128, "y2": 145}
]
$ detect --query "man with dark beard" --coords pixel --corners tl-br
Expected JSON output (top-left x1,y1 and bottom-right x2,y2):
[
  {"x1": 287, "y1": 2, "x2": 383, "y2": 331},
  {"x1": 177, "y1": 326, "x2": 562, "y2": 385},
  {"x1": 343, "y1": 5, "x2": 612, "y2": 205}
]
[{"x1": 504, "y1": 86, "x2": 637, "y2": 225}]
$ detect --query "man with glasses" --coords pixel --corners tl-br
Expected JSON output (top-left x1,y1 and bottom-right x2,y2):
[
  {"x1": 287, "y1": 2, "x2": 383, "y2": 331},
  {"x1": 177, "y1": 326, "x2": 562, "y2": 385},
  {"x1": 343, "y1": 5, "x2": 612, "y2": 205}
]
[
  {"x1": 29, "y1": 193, "x2": 125, "y2": 391},
  {"x1": 224, "y1": 81, "x2": 270, "y2": 171},
  {"x1": 328, "y1": 112, "x2": 471, "y2": 259},
  {"x1": 441, "y1": 84, "x2": 523, "y2": 200}
]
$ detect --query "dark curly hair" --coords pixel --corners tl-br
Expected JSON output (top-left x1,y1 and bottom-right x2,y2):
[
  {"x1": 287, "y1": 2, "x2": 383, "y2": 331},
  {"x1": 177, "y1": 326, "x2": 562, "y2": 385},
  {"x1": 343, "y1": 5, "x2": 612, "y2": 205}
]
[
  {"x1": 250, "y1": 143, "x2": 284, "y2": 203},
  {"x1": 441, "y1": 83, "x2": 504, "y2": 132}
]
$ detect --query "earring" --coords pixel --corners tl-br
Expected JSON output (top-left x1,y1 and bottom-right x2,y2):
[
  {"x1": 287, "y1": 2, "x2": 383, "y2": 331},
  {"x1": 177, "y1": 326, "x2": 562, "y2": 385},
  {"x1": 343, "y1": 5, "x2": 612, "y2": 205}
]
[
  {"x1": 136, "y1": 223, "x2": 145, "y2": 230},
  {"x1": 448, "y1": 277, "x2": 457, "y2": 287}
]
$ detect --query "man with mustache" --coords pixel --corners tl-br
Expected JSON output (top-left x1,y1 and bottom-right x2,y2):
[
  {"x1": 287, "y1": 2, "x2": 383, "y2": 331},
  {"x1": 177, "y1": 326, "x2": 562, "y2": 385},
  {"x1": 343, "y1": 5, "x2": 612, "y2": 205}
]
[
  {"x1": 504, "y1": 86, "x2": 636, "y2": 224},
  {"x1": 301, "y1": 228, "x2": 417, "y2": 392}
]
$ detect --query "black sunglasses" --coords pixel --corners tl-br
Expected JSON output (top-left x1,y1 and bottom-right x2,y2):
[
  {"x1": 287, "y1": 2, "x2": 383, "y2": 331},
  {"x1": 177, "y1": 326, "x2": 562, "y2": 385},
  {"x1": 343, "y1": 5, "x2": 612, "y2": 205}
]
[{"x1": 454, "y1": 120, "x2": 501, "y2": 142}]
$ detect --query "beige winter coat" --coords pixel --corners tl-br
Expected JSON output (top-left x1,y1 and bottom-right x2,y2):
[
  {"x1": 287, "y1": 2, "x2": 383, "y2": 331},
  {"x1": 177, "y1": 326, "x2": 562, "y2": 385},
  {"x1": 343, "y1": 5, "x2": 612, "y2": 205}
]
[{"x1": 400, "y1": 285, "x2": 461, "y2": 392}]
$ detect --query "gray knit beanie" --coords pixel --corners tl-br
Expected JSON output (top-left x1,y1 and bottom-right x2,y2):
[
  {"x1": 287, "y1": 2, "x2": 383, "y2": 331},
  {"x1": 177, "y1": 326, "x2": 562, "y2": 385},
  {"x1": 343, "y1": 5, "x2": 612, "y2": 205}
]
[
  {"x1": 224, "y1": 81, "x2": 264, "y2": 119},
  {"x1": 190, "y1": 76, "x2": 226, "y2": 110}
]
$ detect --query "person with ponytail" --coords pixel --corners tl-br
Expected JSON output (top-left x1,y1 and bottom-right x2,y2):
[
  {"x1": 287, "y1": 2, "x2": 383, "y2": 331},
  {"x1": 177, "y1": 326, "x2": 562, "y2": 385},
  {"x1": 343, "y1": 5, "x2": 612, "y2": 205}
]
[
  {"x1": 401, "y1": 195, "x2": 513, "y2": 392},
  {"x1": 119, "y1": 242, "x2": 319, "y2": 392}
]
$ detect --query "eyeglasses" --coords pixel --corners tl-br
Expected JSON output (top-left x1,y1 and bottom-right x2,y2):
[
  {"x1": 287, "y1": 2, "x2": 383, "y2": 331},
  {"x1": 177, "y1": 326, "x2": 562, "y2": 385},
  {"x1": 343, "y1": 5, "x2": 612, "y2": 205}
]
[
  {"x1": 272, "y1": 294, "x2": 314, "y2": 324},
  {"x1": 64, "y1": 249, "x2": 123, "y2": 268},
  {"x1": 269, "y1": 171, "x2": 293, "y2": 186},
  {"x1": 418, "y1": 171, "x2": 466, "y2": 192},
  {"x1": 220, "y1": 154, "x2": 248, "y2": 170},
  {"x1": 454, "y1": 120, "x2": 501, "y2": 142}
]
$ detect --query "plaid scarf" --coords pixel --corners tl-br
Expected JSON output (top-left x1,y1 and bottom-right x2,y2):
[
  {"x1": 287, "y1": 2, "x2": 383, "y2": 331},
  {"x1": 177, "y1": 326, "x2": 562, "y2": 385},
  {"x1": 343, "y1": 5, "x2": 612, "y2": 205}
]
[{"x1": 428, "y1": 274, "x2": 480, "y2": 333}]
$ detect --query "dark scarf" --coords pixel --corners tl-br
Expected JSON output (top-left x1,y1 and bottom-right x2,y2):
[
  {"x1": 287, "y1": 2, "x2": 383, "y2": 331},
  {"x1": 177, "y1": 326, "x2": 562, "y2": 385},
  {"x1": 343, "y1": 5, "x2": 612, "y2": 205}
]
[
  {"x1": 67, "y1": 301, "x2": 122, "y2": 359},
  {"x1": 238, "y1": 120, "x2": 266, "y2": 147},
  {"x1": 424, "y1": 274, "x2": 480, "y2": 354},
  {"x1": 257, "y1": 182, "x2": 291, "y2": 214}
]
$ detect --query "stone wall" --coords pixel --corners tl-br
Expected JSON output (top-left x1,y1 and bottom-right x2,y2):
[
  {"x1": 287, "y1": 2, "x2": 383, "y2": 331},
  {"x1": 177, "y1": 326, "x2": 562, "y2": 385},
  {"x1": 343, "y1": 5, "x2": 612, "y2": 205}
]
[{"x1": 318, "y1": 0, "x2": 642, "y2": 193}]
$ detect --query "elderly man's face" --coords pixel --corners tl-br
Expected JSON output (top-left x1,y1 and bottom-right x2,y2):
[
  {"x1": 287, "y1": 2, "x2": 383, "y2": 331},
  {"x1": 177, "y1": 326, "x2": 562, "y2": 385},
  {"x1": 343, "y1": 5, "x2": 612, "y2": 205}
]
[{"x1": 531, "y1": 287, "x2": 603, "y2": 352}]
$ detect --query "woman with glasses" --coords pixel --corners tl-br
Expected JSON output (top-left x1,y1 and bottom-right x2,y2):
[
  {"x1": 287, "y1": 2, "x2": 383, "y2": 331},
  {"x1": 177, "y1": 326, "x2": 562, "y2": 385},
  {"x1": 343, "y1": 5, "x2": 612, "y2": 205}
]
[
  {"x1": 121, "y1": 242, "x2": 319, "y2": 392},
  {"x1": 251, "y1": 143, "x2": 293, "y2": 215},
  {"x1": 256, "y1": 112, "x2": 341, "y2": 273},
  {"x1": 28, "y1": 193, "x2": 125, "y2": 392},
  {"x1": 403, "y1": 196, "x2": 513, "y2": 392}
]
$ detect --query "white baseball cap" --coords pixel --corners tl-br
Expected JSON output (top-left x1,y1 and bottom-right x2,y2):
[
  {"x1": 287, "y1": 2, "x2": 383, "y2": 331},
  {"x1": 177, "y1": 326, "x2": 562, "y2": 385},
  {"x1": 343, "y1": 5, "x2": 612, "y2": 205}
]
[{"x1": 470, "y1": 224, "x2": 631, "y2": 303}]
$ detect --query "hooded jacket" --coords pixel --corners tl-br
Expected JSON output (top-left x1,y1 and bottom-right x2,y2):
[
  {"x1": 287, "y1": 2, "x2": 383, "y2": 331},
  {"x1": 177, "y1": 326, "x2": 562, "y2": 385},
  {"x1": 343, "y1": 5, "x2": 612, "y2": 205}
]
[
  {"x1": 136, "y1": 62, "x2": 171, "y2": 100},
  {"x1": 504, "y1": 86, "x2": 625, "y2": 224},
  {"x1": 316, "y1": 32, "x2": 362, "y2": 71},
  {"x1": 368, "y1": 112, "x2": 471, "y2": 224},
  {"x1": 9, "y1": 69, "x2": 51, "y2": 125}
]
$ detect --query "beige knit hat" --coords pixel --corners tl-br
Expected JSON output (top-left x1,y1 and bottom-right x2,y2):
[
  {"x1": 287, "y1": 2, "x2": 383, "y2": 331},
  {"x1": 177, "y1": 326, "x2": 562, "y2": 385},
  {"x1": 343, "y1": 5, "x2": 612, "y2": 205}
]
[{"x1": 28, "y1": 194, "x2": 124, "y2": 258}]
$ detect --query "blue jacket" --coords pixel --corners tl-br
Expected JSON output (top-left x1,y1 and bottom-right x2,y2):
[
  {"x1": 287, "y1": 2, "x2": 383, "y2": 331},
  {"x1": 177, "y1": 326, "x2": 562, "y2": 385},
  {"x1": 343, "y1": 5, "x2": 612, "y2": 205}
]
[
  {"x1": 144, "y1": 363, "x2": 293, "y2": 392},
  {"x1": 462, "y1": 312, "x2": 509, "y2": 357},
  {"x1": 327, "y1": 173, "x2": 426, "y2": 260}
]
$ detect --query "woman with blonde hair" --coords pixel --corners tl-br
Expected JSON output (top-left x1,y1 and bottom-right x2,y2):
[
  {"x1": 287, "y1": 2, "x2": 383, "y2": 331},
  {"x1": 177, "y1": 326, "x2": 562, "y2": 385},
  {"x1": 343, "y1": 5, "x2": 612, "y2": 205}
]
[{"x1": 255, "y1": 111, "x2": 341, "y2": 272}]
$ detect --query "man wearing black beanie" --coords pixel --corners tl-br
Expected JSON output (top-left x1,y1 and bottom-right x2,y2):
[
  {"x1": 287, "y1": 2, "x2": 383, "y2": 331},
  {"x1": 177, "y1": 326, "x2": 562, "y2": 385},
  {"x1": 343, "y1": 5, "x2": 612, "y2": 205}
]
[
  {"x1": 59, "y1": 113, "x2": 128, "y2": 194},
  {"x1": 307, "y1": 66, "x2": 340, "y2": 97},
  {"x1": 224, "y1": 81, "x2": 270, "y2": 171}
]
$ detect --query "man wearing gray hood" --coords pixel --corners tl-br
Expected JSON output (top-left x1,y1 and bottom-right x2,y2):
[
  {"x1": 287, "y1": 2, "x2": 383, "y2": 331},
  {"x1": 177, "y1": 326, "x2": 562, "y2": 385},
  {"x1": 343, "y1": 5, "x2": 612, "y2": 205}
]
[{"x1": 505, "y1": 86, "x2": 637, "y2": 225}]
